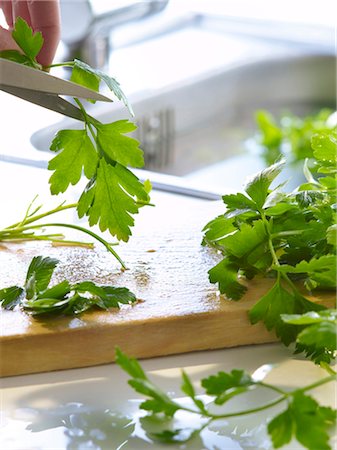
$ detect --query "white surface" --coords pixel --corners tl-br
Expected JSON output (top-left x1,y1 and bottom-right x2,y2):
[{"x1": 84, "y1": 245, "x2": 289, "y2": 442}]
[{"x1": 1, "y1": 344, "x2": 336, "y2": 450}]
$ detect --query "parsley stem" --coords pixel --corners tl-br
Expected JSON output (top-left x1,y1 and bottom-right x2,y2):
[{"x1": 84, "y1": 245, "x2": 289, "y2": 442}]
[
  {"x1": 7, "y1": 223, "x2": 126, "y2": 269},
  {"x1": 320, "y1": 362, "x2": 337, "y2": 376},
  {"x1": 260, "y1": 211, "x2": 280, "y2": 268},
  {"x1": 199, "y1": 395, "x2": 286, "y2": 420},
  {"x1": 4, "y1": 203, "x2": 77, "y2": 229},
  {"x1": 296, "y1": 375, "x2": 336, "y2": 394},
  {"x1": 46, "y1": 61, "x2": 75, "y2": 69}
]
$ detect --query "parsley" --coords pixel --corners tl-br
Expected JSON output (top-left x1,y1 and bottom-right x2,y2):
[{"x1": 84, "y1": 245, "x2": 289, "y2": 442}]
[
  {"x1": 0, "y1": 18, "x2": 151, "y2": 260},
  {"x1": 255, "y1": 109, "x2": 335, "y2": 165},
  {"x1": 203, "y1": 129, "x2": 336, "y2": 360},
  {"x1": 282, "y1": 310, "x2": 337, "y2": 364},
  {"x1": 116, "y1": 347, "x2": 337, "y2": 449},
  {"x1": 0, "y1": 256, "x2": 136, "y2": 316}
]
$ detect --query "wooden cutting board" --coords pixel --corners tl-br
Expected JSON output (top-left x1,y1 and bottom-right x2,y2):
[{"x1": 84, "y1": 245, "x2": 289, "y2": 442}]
[{"x1": 0, "y1": 193, "x2": 334, "y2": 376}]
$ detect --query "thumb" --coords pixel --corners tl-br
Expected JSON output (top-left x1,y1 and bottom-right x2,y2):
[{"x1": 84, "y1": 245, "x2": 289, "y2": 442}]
[{"x1": 0, "y1": 26, "x2": 19, "y2": 51}]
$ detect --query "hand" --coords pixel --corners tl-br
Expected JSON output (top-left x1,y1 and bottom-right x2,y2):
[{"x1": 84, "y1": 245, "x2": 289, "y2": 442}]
[{"x1": 0, "y1": 0, "x2": 60, "y2": 66}]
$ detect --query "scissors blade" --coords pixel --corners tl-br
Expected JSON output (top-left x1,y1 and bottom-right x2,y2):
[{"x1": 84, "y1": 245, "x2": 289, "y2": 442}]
[
  {"x1": 1, "y1": 84, "x2": 85, "y2": 121},
  {"x1": 0, "y1": 58, "x2": 112, "y2": 102}
]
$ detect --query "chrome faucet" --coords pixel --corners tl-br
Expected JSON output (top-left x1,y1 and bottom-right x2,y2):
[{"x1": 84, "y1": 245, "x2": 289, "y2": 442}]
[{"x1": 60, "y1": 0, "x2": 169, "y2": 68}]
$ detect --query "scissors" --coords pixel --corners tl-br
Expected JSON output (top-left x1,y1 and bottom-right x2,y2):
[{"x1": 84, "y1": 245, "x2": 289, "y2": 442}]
[{"x1": 0, "y1": 58, "x2": 112, "y2": 121}]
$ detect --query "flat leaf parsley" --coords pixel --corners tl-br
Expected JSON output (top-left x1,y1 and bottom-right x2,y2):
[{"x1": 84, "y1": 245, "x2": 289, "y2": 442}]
[
  {"x1": 0, "y1": 256, "x2": 136, "y2": 316},
  {"x1": 0, "y1": 18, "x2": 151, "y2": 255},
  {"x1": 203, "y1": 129, "x2": 336, "y2": 362}
]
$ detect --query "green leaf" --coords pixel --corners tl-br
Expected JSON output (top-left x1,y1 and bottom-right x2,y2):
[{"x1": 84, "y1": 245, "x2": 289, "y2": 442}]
[
  {"x1": 277, "y1": 255, "x2": 336, "y2": 288},
  {"x1": 70, "y1": 61, "x2": 100, "y2": 94},
  {"x1": 201, "y1": 369, "x2": 253, "y2": 405},
  {"x1": 208, "y1": 259, "x2": 247, "y2": 300},
  {"x1": 131, "y1": 379, "x2": 179, "y2": 417},
  {"x1": 148, "y1": 428, "x2": 198, "y2": 444},
  {"x1": 49, "y1": 130, "x2": 99, "y2": 194},
  {"x1": 282, "y1": 310, "x2": 337, "y2": 326},
  {"x1": 295, "y1": 190, "x2": 324, "y2": 208},
  {"x1": 0, "y1": 51, "x2": 34, "y2": 66},
  {"x1": 0, "y1": 286, "x2": 24, "y2": 310},
  {"x1": 221, "y1": 220, "x2": 268, "y2": 265},
  {"x1": 25, "y1": 256, "x2": 59, "y2": 297},
  {"x1": 255, "y1": 110, "x2": 283, "y2": 151},
  {"x1": 327, "y1": 224, "x2": 337, "y2": 247},
  {"x1": 12, "y1": 17, "x2": 43, "y2": 62},
  {"x1": 98, "y1": 286, "x2": 136, "y2": 308},
  {"x1": 115, "y1": 347, "x2": 147, "y2": 380},
  {"x1": 244, "y1": 160, "x2": 285, "y2": 208},
  {"x1": 72, "y1": 59, "x2": 134, "y2": 115},
  {"x1": 249, "y1": 283, "x2": 303, "y2": 345},
  {"x1": 222, "y1": 192, "x2": 258, "y2": 216},
  {"x1": 78, "y1": 159, "x2": 150, "y2": 242},
  {"x1": 202, "y1": 215, "x2": 236, "y2": 247},
  {"x1": 22, "y1": 297, "x2": 70, "y2": 314},
  {"x1": 39, "y1": 280, "x2": 71, "y2": 300},
  {"x1": 297, "y1": 322, "x2": 336, "y2": 354},
  {"x1": 291, "y1": 392, "x2": 336, "y2": 450},
  {"x1": 96, "y1": 120, "x2": 144, "y2": 168},
  {"x1": 268, "y1": 392, "x2": 336, "y2": 450},
  {"x1": 268, "y1": 409, "x2": 293, "y2": 448},
  {"x1": 312, "y1": 131, "x2": 337, "y2": 163}
]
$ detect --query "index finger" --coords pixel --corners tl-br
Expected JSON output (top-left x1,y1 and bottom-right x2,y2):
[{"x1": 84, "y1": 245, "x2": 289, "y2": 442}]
[{"x1": 27, "y1": 0, "x2": 60, "y2": 66}]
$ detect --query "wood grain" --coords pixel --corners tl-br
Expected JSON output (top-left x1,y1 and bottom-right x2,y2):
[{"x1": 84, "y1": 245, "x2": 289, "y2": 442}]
[{"x1": 0, "y1": 194, "x2": 334, "y2": 376}]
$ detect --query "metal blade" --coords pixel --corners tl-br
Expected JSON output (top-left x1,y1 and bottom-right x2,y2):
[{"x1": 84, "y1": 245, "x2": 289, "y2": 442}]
[
  {"x1": 0, "y1": 58, "x2": 112, "y2": 102},
  {"x1": 0, "y1": 85, "x2": 85, "y2": 121}
]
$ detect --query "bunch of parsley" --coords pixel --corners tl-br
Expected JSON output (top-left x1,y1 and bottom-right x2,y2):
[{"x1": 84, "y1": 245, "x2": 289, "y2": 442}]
[
  {"x1": 0, "y1": 18, "x2": 151, "y2": 266},
  {"x1": 254, "y1": 108, "x2": 334, "y2": 165},
  {"x1": 202, "y1": 130, "x2": 336, "y2": 363}
]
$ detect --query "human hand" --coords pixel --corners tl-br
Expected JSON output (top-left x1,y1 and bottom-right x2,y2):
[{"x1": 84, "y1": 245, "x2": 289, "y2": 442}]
[{"x1": 0, "y1": 0, "x2": 60, "y2": 66}]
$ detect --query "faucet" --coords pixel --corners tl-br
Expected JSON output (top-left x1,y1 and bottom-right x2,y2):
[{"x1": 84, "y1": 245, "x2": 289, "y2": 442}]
[{"x1": 60, "y1": 0, "x2": 169, "y2": 69}]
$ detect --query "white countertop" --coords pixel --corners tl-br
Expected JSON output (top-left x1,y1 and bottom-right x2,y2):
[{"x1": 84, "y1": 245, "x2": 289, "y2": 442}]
[{"x1": 0, "y1": 161, "x2": 336, "y2": 450}]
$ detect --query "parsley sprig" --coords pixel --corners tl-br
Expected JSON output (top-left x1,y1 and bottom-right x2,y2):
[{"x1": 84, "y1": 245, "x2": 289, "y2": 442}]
[
  {"x1": 0, "y1": 256, "x2": 136, "y2": 315},
  {"x1": 0, "y1": 18, "x2": 151, "y2": 262},
  {"x1": 0, "y1": 196, "x2": 127, "y2": 266},
  {"x1": 203, "y1": 129, "x2": 337, "y2": 361},
  {"x1": 116, "y1": 347, "x2": 337, "y2": 449}
]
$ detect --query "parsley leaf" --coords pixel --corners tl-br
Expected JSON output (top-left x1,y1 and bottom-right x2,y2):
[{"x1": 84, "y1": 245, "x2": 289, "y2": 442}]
[
  {"x1": 25, "y1": 256, "x2": 59, "y2": 298},
  {"x1": 277, "y1": 255, "x2": 337, "y2": 289},
  {"x1": 78, "y1": 160, "x2": 149, "y2": 242},
  {"x1": 208, "y1": 259, "x2": 247, "y2": 300},
  {"x1": 201, "y1": 369, "x2": 253, "y2": 405},
  {"x1": 244, "y1": 160, "x2": 285, "y2": 209},
  {"x1": 268, "y1": 392, "x2": 336, "y2": 450},
  {"x1": 0, "y1": 286, "x2": 24, "y2": 310},
  {"x1": 115, "y1": 347, "x2": 180, "y2": 417},
  {"x1": 0, "y1": 256, "x2": 136, "y2": 316},
  {"x1": 0, "y1": 49, "x2": 33, "y2": 66},
  {"x1": 11, "y1": 17, "x2": 43, "y2": 65},
  {"x1": 71, "y1": 59, "x2": 134, "y2": 115},
  {"x1": 49, "y1": 130, "x2": 99, "y2": 194},
  {"x1": 96, "y1": 120, "x2": 144, "y2": 167},
  {"x1": 282, "y1": 310, "x2": 337, "y2": 363},
  {"x1": 312, "y1": 131, "x2": 337, "y2": 163}
]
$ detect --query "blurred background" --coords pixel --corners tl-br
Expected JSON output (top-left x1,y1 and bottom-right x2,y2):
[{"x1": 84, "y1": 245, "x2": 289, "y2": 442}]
[{"x1": 3, "y1": 0, "x2": 337, "y2": 193}]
